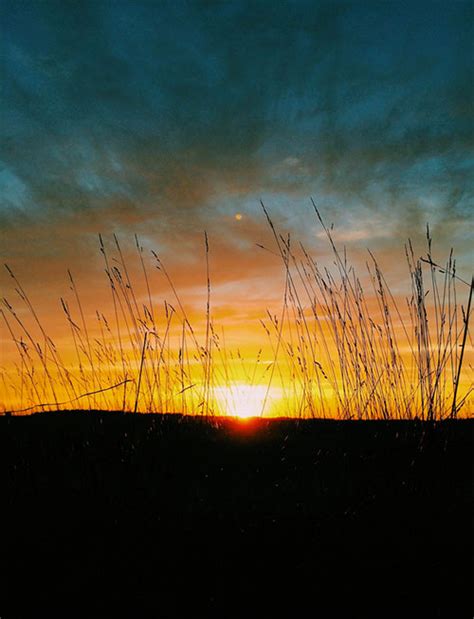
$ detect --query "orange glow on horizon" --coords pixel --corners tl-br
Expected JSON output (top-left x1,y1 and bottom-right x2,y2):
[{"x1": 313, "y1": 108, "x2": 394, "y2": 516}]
[{"x1": 1, "y1": 228, "x2": 472, "y2": 420}]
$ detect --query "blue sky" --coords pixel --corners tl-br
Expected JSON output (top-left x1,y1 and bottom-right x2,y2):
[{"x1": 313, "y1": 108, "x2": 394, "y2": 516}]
[{"x1": 1, "y1": 0, "x2": 473, "y2": 289}]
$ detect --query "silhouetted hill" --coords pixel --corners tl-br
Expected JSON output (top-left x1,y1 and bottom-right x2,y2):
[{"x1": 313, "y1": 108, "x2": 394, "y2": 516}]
[{"x1": 0, "y1": 412, "x2": 472, "y2": 617}]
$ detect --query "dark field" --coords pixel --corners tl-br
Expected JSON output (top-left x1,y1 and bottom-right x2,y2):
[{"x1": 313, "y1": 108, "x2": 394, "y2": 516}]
[{"x1": 0, "y1": 413, "x2": 472, "y2": 617}]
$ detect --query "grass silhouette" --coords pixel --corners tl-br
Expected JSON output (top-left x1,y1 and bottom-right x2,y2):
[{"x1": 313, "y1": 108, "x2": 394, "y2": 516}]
[
  {"x1": 1, "y1": 204, "x2": 472, "y2": 419},
  {"x1": 1, "y1": 205, "x2": 472, "y2": 617}
]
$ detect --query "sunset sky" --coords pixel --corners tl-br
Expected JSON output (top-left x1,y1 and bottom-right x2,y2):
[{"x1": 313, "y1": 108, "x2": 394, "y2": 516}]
[{"x1": 1, "y1": 1, "x2": 472, "y2": 415}]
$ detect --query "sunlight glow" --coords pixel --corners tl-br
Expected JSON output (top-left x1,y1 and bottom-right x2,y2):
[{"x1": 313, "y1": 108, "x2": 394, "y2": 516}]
[{"x1": 213, "y1": 384, "x2": 273, "y2": 418}]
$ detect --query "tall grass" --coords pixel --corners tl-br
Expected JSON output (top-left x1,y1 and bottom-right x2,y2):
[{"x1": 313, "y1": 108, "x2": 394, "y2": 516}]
[
  {"x1": 1, "y1": 205, "x2": 472, "y2": 419},
  {"x1": 259, "y1": 202, "x2": 473, "y2": 420}
]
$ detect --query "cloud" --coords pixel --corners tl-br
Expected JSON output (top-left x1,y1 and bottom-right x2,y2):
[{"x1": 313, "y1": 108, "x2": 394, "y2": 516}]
[{"x1": 1, "y1": 0, "x2": 472, "y2": 301}]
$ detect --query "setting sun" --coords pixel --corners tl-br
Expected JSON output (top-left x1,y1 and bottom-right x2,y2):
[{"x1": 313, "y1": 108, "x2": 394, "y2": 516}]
[{"x1": 213, "y1": 384, "x2": 275, "y2": 418}]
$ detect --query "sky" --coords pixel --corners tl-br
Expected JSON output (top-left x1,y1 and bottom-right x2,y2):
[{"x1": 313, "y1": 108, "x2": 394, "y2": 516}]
[{"x1": 1, "y1": 0, "x2": 473, "y2": 414}]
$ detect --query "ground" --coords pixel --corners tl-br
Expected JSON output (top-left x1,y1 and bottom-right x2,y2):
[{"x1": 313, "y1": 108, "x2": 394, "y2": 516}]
[{"x1": 0, "y1": 413, "x2": 472, "y2": 617}]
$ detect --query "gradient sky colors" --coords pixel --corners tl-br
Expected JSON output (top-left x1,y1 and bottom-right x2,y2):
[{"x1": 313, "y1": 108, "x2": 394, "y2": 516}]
[{"x1": 1, "y1": 1, "x2": 473, "y2": 414}]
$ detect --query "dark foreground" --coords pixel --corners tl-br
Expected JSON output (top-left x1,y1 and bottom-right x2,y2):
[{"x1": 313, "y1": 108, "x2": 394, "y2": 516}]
[{"x1": 0, "y1": 412, "x2": 472, "y2": 618}]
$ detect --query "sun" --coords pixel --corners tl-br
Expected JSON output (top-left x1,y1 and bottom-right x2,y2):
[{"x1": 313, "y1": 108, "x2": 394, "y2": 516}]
[{"x1": 213, "y1": 384, "x2": 270, "y2": 418}]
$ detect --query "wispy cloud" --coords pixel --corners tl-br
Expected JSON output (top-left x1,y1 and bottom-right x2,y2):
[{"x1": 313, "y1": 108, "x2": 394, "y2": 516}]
[{"x1": 1, "y1": 0, "x2": 472, "y2": 303}]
